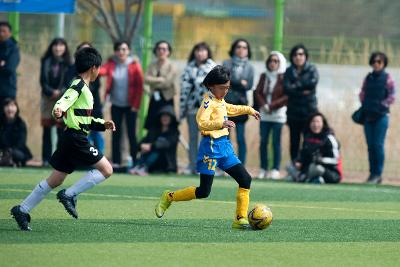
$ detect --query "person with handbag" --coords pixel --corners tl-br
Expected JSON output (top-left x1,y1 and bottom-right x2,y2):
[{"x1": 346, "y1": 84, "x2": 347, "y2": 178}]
[{"x1": 359, "y1": 52, "x2": 395, "y2": 184}]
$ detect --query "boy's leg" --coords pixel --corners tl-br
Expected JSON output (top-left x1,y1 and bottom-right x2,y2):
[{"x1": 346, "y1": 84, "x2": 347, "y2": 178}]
[
  {"x1": 155, "y1": 174, "x2": 214, "y2": 218},
  {"x1": 64, "y1": 156, "x2": 112, "y2": 197},
  {"x1": 58, "y1": 157, "x2": 112, "y2": 219},
  {"x1": 11, "y1": 170, "x2": 67, "y2": 231},
  {"x1": 225, "y1": 164, "x2": 252, "y2": 229}
]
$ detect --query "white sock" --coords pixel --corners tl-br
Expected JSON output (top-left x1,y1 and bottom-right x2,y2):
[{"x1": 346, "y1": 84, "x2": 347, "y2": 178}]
[
  {"x1": 20, "y1": 180, "x2": 52, "y2": 213},
  {"x1": 65, "y1": 169, "x2": 106, "y2": 197}
]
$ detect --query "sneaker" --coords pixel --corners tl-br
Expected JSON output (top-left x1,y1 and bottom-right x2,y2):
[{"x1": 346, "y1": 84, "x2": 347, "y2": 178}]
[
  {"x1": 128, "y1": 166, "x2": 139, "y2": 175},
  {"x1": 232, "y1": 217, "x2": 250, "y2": 230},
  {"x1": 367, "y1": 175, "x2": 382, "y2": 184},
  {"x1": 10, "y1": 205, "x2": 32, "y2": 231},
  {"x1": 56, "y1": 189, "x2": 78, "y2": 219},
  {"x1": 257, "y1": 169, "x2": 267, "y2": 179},
  {"x1": 269, "y1": 169, "x2": 281, "y2": 180},
  {"x1": 136, "y1": 167, "x2": 149, "y2": 176},
  {"x1": 155, "y1": 190, "x2": 172, "y2": 218}
]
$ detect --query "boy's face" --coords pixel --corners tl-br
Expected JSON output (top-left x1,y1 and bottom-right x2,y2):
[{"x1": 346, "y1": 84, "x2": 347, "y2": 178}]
[
  {"x1": 90, "y1": 66, "x2": 100, "y2": 81},
  {"x1": 209, "y1": 81, "x2": 230, "y2": 100}
]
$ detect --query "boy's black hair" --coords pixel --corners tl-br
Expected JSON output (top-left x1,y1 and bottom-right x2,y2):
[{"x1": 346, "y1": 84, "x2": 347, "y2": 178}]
[
  {"x1": 153, "y1": 40, "x2": 172, "y2": 56},
  {"x1": 289, "y1": 43, "x2": 309, "y2": 65},
  {"x1": 369, "y1": 51, "x2": 388, "y2": 68},
  {"x1": 113, "y1": 40, "x2": 130, "y2": 51},
  {"x1": 0, "y1": 21, "x2": 12, "y2": 31},
  {"x1": 202, "y1": 65, "x2": 230, "y2": 88},
  {"x1": 75, "y1": 47, "x2": 102, "y2": 74},
  {"x1": 228, "y1": 38, "x2": 252, "y2": 59}
]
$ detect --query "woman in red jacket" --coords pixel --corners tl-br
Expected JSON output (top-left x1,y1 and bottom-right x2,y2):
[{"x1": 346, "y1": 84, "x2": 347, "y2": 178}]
[{"x1": 99, "y1": 41, "x2": 144, "y2": 166}]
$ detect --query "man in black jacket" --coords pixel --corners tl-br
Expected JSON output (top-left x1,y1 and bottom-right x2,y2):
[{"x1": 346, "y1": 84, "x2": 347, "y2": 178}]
[{"x1": 0, "y1": 21, "x2": 20, "y2": 105}]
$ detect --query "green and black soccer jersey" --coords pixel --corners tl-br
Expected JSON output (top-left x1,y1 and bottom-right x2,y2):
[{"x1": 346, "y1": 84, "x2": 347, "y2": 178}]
[{"x1": 53, "y1": 77, "x2": 105, "y2": 134}]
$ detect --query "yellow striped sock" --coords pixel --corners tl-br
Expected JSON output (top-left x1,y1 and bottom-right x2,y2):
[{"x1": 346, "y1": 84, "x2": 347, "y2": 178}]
[
  {"x1": 170, "y1": 186, "x2": 196, "y2": 202},
  {"x1": 236, "y1": 187, "x2": 250, "y2": 220}
]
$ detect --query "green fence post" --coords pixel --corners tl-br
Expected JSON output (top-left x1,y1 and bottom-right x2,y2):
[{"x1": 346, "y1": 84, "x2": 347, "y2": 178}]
[
  {"x1": 8, "y1": 12, "x2": 20, "y2": 42},
  {"x1": 273, "y1": 0, "x2": 285, "y2": 52},
  {"x1": 138, "y1": 0, "x2": 153, "y2": 140}
]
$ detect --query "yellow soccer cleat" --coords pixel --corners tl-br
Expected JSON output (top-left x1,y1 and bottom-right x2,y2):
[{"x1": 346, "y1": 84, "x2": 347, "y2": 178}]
[
  {"x1": 232, "y1": 217, "x2": 250, "y2": 230},
  {"x1": 155, "y1": 190, "x2": 172, "y2": 218}
]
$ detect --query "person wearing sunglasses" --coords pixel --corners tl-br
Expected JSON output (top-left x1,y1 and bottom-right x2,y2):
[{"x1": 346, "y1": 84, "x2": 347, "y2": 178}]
[
  {"x1": 283, "y1": 44, "x2": 319, "y2": 163},
  {"x1": 359, "y1": 52, "x2": 395, "y2": 184}
]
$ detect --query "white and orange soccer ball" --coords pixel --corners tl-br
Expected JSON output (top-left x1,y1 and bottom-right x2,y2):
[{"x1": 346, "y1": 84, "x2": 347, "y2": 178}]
[{"x1": 248, "y1": 204, "x2": 273, "y2": 230}]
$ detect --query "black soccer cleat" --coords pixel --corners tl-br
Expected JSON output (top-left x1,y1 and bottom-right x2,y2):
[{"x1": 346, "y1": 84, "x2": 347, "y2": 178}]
[
  {"x1": 56, "y1": 189, "x2": 78, "y2": 219},
  {"x1": 10, "y1": 205, "x2": 32, "y2": 231}
]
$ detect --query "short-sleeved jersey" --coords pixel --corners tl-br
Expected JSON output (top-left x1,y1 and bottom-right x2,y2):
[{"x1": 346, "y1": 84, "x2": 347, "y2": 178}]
[
  {"x1": 53, "y1": 77, "x2": 105, "y2": 134},
  {"x1": 196, "y1": 92, "x2": 255, "y2": 139}
]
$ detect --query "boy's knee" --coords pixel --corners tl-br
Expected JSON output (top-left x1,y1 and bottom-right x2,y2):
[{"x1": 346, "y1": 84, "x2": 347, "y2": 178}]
[
  {"x1": 103, "y1": 166, "x2": 113, "y2": 178},
  {"x1": 195, "y1": 187, "x2": 211, "y2": 199}
]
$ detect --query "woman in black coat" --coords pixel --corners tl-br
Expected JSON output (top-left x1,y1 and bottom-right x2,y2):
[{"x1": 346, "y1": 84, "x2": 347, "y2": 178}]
[
  {"x1": 129, "y1": 105, "x2": 179, "y2": 175},
  {"x1": 287, "y1": 112, "x2": 341, "y2": 184},
  {"x1": 0, "y1": 98, "x2": 32, "y2": 166},
  {"x1": 283, "y1": 44, "x2": 319, "y2": 161}
]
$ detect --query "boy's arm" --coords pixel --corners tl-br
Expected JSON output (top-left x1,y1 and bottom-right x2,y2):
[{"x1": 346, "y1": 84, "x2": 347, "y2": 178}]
[
  {"x1": 225, "y1": 102, "x2": 256, "y2": 117},
  {"x1": 52, "y1": 88, "x2": 79, "y2": 117},
  {"x1": 196, "y1": 101, "x2": 224, "y2": 131},
  {"x1": 89, "y1": 117, "x2": 106, "y2": 131}
]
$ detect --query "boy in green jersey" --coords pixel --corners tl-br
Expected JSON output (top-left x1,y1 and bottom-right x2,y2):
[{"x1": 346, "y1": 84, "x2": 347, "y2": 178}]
[{"x1": 11, "y1": 47, "x2": 116, "y2": 231}]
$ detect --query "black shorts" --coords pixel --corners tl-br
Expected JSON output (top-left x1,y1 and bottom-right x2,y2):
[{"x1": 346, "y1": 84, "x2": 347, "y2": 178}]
[{"x1": 50, "y1": 128, "x2": 103, "y2": 174}]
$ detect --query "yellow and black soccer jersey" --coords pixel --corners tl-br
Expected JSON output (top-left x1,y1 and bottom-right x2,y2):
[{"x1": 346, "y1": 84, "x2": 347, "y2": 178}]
[
  {"x1": 53, "y1": 77, "x2": 105, "y2": 134},
  {"x1": 196, "y1": 92, "x2": 255, "y2": 139}
]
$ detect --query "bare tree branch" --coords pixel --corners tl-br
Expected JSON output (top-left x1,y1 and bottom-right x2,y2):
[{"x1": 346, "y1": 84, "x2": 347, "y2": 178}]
[
  {"x1": 127, "y1": 0, "x2": 144, "y2": 42},
  {"x1": 124, "y1": 0, "x2": 132, "y2": 38},
  {"x1": 107, "y1": 0, "x2": 123, "y2": 39}
]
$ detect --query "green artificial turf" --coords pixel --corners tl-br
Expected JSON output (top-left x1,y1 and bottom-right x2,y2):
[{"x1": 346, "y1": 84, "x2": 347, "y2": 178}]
[{"x1": 1, "y1": 168, "x2": 399, "y2": 267}]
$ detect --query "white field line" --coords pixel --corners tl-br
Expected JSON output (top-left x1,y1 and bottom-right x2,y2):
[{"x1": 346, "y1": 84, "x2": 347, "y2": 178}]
[{"x1": 1, "y1": 188, "x2": 400, "y2": 215}]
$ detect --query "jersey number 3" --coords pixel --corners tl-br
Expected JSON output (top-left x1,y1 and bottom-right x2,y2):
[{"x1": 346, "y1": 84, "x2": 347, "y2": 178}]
[{"x1": 90, "y1": 147, "x2": 98, "y2": 156}]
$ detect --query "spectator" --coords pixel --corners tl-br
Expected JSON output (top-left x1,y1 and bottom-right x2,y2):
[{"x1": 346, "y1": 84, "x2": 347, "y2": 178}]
[
  {"x1": 40, "y1": 37, "x2": 71, "y2": 166},
  {"x1": 144, "y1": 40, "x2": 178, "y2": 130},
  {"x1": 99, "y1": 40, "x2": 144, "y2": 166},
  {"x1": 223, "y1": 39, "x2": 254, "y2": 165},
  {"x1": 65, "y1": 41, "x2": 104, "y2": 153},
  {"x1": 284, "y1": 44, "x2": 319, "y2": 162},
  {"x1": 0, "y1": 98, "x2": 32, "y2": 166},
  {"x1": 254, "y1": 51, "x2": 288, "y2": 179},
  {"x1": 359, "y1": 52, "x2": 395, "y2": 184},
  {"x1": 180, "y1": 42, "x2": 216, "y2": 174},
  {"x1": 0, "y1": 21, "x2": 20, "y2": 104},
  {"x1": 129, "y1": 105, "x2": 179, "y2": 176},
  {"x1": 287, "y1": 112, "x2": 341, "y2": 184}
]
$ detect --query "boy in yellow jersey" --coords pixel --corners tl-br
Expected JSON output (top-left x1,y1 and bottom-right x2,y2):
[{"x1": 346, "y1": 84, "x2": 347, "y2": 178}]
[
  {"x1": 155, "y1": 65, "x2": 260, "y2": 229},
  {"x1": 10, "y1": 47, "x2": 116, "y2": 231}
]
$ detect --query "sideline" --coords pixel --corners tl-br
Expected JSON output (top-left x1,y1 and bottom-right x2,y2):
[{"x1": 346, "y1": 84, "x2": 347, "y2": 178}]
[{"x1": 1, "y1": 188, "x2": 399, "y2": 215}]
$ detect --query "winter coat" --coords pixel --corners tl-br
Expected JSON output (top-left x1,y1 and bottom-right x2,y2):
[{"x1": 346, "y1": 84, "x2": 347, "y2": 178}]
[
  {"x1": 0, "y1": 38, "x2": 20, "y2": 99},
  {"x1": 283, "y1": 62, "x2": 319, "y2": 121},
  {"x1": 99, "y1": 57, "x2": 144, "y2": 110},
  {"x1": 359, "y1": 70, "x2": 395, "y2": 122},
  {"x1": 180, "y1": 59, "x2": 216, "y2": 120},
  {"x1": 297, "y1": 130, "x2": 340, "y2": 176},
  {"x1": 0, "y1": 116, "x2": 32, "y2": 162},
  {"x1": 145, "y1": 59, "x2": 178, "y2": 101},
  {"x1": 141, "y1": 105, "x2": 179, "y2": 172},
  {"x1": 223, "y1": 57, "x2": 254, "y2": 123}
]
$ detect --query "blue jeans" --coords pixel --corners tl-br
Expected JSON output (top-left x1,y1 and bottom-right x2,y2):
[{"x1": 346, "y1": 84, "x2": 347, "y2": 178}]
[
  {"x1": 259, "y1": 121, "x2": 283, "y2": 170},
  {"x1": 235, "y1": 122, "x2": 247, "y2": 165},
  {"x1": 88, "y1": 131, "x2": 104, "y2": 154},
  {"x1": 364, "y1": 114, "x2": 389, "y2": 176}
]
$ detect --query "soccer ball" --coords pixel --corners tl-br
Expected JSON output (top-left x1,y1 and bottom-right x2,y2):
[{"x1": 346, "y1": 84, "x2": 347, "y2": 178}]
[{"x1": 248, "y1": 204, "x2": 273, "y2": 230}]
